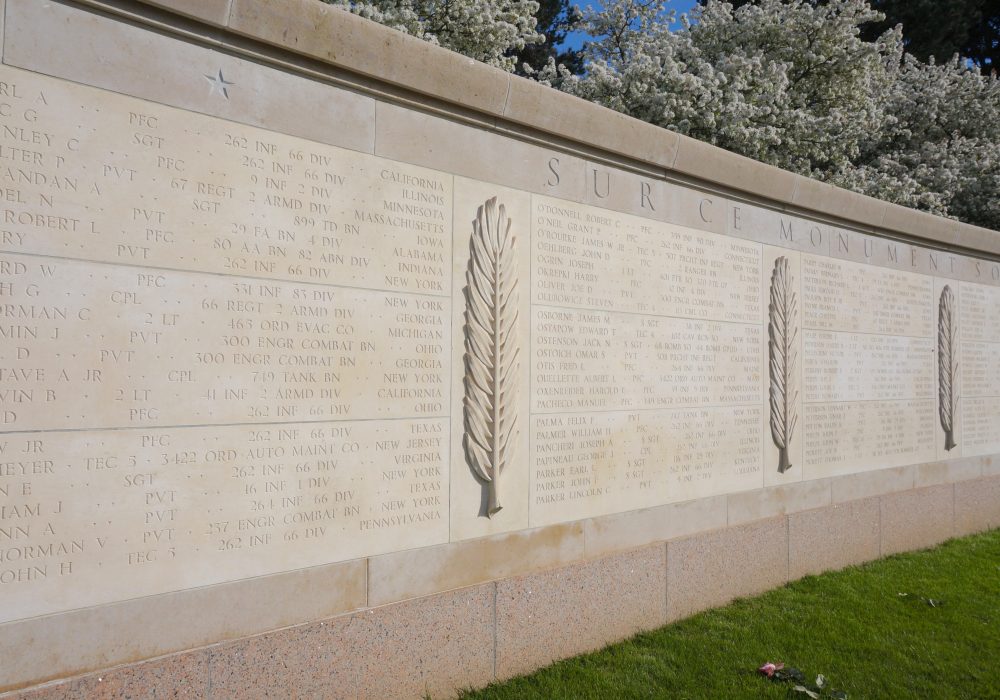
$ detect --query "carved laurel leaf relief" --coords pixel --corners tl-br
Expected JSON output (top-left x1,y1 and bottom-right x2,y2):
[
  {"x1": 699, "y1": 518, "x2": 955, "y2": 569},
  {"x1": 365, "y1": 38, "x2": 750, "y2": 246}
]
[
  {"x1": 463, "y1": 197, "x2": 520, "y2": 517},
  {"x1": 768, "y1": 256, "x2": 799, "y2": 473},
  {"x1": 938, "y1": 285, "x2": 958, "y2": 451}
]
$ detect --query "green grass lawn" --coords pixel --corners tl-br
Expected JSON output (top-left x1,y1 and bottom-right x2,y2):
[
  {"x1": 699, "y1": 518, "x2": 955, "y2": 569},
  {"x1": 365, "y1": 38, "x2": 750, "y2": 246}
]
[{"x1": 462, "y1": 529, "x2": 1000, "y2": 700}]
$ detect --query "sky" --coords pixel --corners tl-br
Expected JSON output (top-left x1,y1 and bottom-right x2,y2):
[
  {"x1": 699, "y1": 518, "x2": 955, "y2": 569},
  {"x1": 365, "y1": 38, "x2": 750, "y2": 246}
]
[{"x1": 562, "y1": 0, "x2": 700, "y2": 51}]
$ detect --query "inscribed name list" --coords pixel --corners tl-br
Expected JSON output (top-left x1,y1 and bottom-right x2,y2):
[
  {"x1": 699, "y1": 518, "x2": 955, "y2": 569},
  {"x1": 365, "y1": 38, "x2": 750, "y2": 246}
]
[{"x1": 0, "y1": 65, "x2": 451, "y2": 620}]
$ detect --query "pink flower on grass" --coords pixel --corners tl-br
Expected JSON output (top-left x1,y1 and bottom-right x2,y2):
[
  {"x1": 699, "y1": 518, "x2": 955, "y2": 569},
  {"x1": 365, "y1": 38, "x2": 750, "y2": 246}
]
[{"x1": 758, "y1": 662, "x2": 785, "y2": 678}]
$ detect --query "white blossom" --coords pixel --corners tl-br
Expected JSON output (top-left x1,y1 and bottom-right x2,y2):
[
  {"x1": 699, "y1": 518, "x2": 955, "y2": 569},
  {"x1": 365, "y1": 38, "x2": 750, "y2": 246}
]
[
  {"x1": 546, "y1": 0, "x2": 1000, "y2": 228},
  {"x1": 550, "y1": 0, "x2": 903, "y2": 176},
  {"x1": 842, "y1": 54, "x2": 1000, "y2": 225},
  {"x1": 325, "y1": 0, "x2": 544, "y2": 71},
  {"x1": 343, "y1": 0, "x2": 1000, "y2": 229}
]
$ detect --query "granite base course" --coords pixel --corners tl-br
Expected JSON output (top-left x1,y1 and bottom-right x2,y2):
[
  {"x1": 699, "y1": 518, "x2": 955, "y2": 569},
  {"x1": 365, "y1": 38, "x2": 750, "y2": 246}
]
[
  {"x1": 955, "y1": 477, "x2": 1000, "y2": 536},
  {"x1": 787, "y1": 497, "x2": 881, "y2": 580},
  {"x1": 495, "y1": 545, "x2": 667, "y2": 681},
  {"x1": 880, "y1": 484, "x2": 956, "y2": 557},
  {"x1": 8, "y1": 477, "x2": 997, "y2": 699},
  {"x1": 666, "y1": 516, "x2": 789, "y2": 623}
]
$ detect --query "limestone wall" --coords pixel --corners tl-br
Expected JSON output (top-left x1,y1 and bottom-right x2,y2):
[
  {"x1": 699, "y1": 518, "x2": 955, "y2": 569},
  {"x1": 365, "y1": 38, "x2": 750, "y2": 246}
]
[{"x1": 1, "y1": 0, "x2": 999, "y2": 696}]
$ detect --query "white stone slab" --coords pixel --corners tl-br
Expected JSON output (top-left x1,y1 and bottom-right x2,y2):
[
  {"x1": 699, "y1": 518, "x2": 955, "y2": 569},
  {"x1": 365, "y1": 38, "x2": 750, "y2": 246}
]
[
  {"x1": 801, "y1": 254, "x2": 934, "y2": 337},
  {"x1": 530, "y1": 406, "x2": 763, "y2": 527},
  {"x1": 0, "y1": 417, "x2": 447, "y2": 623},
  {"x1": 802, "y1": 399, "x2": 937, "y2": 479}
]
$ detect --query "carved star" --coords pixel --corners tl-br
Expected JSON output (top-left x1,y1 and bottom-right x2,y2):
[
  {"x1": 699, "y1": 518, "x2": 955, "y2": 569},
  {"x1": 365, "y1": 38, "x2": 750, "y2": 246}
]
[{"x1": 204, "y1": 69, "x2": 234, "y2": 99}]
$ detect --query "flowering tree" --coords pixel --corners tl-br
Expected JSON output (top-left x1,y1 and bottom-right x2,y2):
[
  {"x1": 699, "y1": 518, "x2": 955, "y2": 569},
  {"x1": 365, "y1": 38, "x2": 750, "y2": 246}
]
[
  {"x1": 842, "y1": 54, "x2": 1000, "y2": 224},
  {"x1": 335, "y1": 0, "x2": 1000, "y2": 230},
  {"x1": 514, "y1": 0, "x2": 585, "y2": 76},
  {"x1": 722, "y1": 0, "x2": 1000, "y2": 74},
  {"x1": 537, "y1": 0, "x2": 1000, "y2": 230},
  {"x1": 554, "y1": 0, "x2": 902, "y2": 178},
  {"x1": 324, "y1": 0, "x2": 544, "y2": 71}
]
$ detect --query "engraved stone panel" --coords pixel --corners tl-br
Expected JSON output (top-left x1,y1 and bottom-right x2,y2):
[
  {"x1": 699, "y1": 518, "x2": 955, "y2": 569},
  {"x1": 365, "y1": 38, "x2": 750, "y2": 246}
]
[
  {"x1": 961, "y1": 342, "x2": 1000, "y2": 398},
  {"x1": 532, "y1": 195, "x2": 761, "y2": 322},
  {"x1": 530, "y1": 406, "x2": 763, "y2": 527},
  {"x1": 798, "y1": 252, "x2": 937, "y2": 477},
  {"x1": 0, "y1": 63, "x2": 453, "y2": 620},
  {"x1": 962, "y1": 398, "x2": 1000, "y2": 455},
  {"x1": 0, "y1": 417, "x2": 448, "y2": 623},
  {"x1": 802, "y1": 255, "x2": 933, "y2": 337},
  {"x1": 524, "y1": 195, "x2": 766, "y2": 527},
  {"x1": 803, "y1": 400, "x2": 937, "y2": 478},
  {"x1": 0, "y1": 65, "x2": 450, "y2": 297},
  {"x1": 0, "y1": 253, "x2": 449, "y2": 431},
  {"x1": 959, "y1": 282, "x2": 1000, "y2": 344},
  {"x1": 803, "y1": 333, "x2": 934, "y2": 403},
  {"x1": 531, "y1": 307, "x2": 762, "y2": 413},
  {"x1": 959, "y1": 281, "x2": 1000, "y2": 456}
]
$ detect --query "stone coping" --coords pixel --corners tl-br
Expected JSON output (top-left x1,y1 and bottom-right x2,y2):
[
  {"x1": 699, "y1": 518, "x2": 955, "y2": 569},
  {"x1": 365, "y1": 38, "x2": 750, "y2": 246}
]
[{"x1": 105, "y1": 0, "x2": 1000, "y2": 257}]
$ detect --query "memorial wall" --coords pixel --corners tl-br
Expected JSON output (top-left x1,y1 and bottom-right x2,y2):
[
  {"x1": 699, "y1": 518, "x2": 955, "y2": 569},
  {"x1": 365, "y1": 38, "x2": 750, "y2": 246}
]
[
  {"x1": 1, "y1": 0, "x2": 1000, "y2": 695},
  {"x1": 1, "y1": 57, "x2": 998, "y2": 623}
]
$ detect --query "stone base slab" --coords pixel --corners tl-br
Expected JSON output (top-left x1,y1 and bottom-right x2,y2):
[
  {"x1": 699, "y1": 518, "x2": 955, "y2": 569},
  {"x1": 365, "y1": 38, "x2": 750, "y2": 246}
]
[
  {"x1": 788, "y1": 497, "x2": 881, "y2": 580},
  {"x1": 666, "y1": 517, "x2": 788, "y2": 622},
  {"x1": 9, "y1": 475, "x2": 998, "y2": 700}
]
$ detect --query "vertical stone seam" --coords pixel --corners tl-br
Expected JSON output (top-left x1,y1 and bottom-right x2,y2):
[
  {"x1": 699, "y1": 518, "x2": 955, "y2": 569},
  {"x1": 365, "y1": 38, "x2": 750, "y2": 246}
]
[
  {"x1": 789, "y1": 178, "x2": 801, "y2": 209},
  {"x1": 364, "y1": 557, "x2": 370, "y2": 608},
  {"x1": 224, "y1": 0, "x2": 235, "y2": 26},
  {"x1": 785, "y1": 515, "x2": 790, "y2": 583},
  {"x1": 662, "y1": 541, "x2": 669, "y2": 622},
  {"x1": 951, "y1": 483, "x2": 957, "y2": 537},
  {"x1": 500, "y1": 74, "x2": 512, "y2": 119},
  {"x1": 491, "y1": 581, "x2": 499, "y2": 680},
  {"x1": 1, "y1": 0, "x2": 6, "y2": 64},
  {"x1": 877, "y1": 495, "x2": 883, "y2": 558},
  {"x1": 876, "y1": 200, "x2": 888, "y2": 229},
  {"x1": 668, "y1": 135, "x2": 680, "y2": 169}
]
